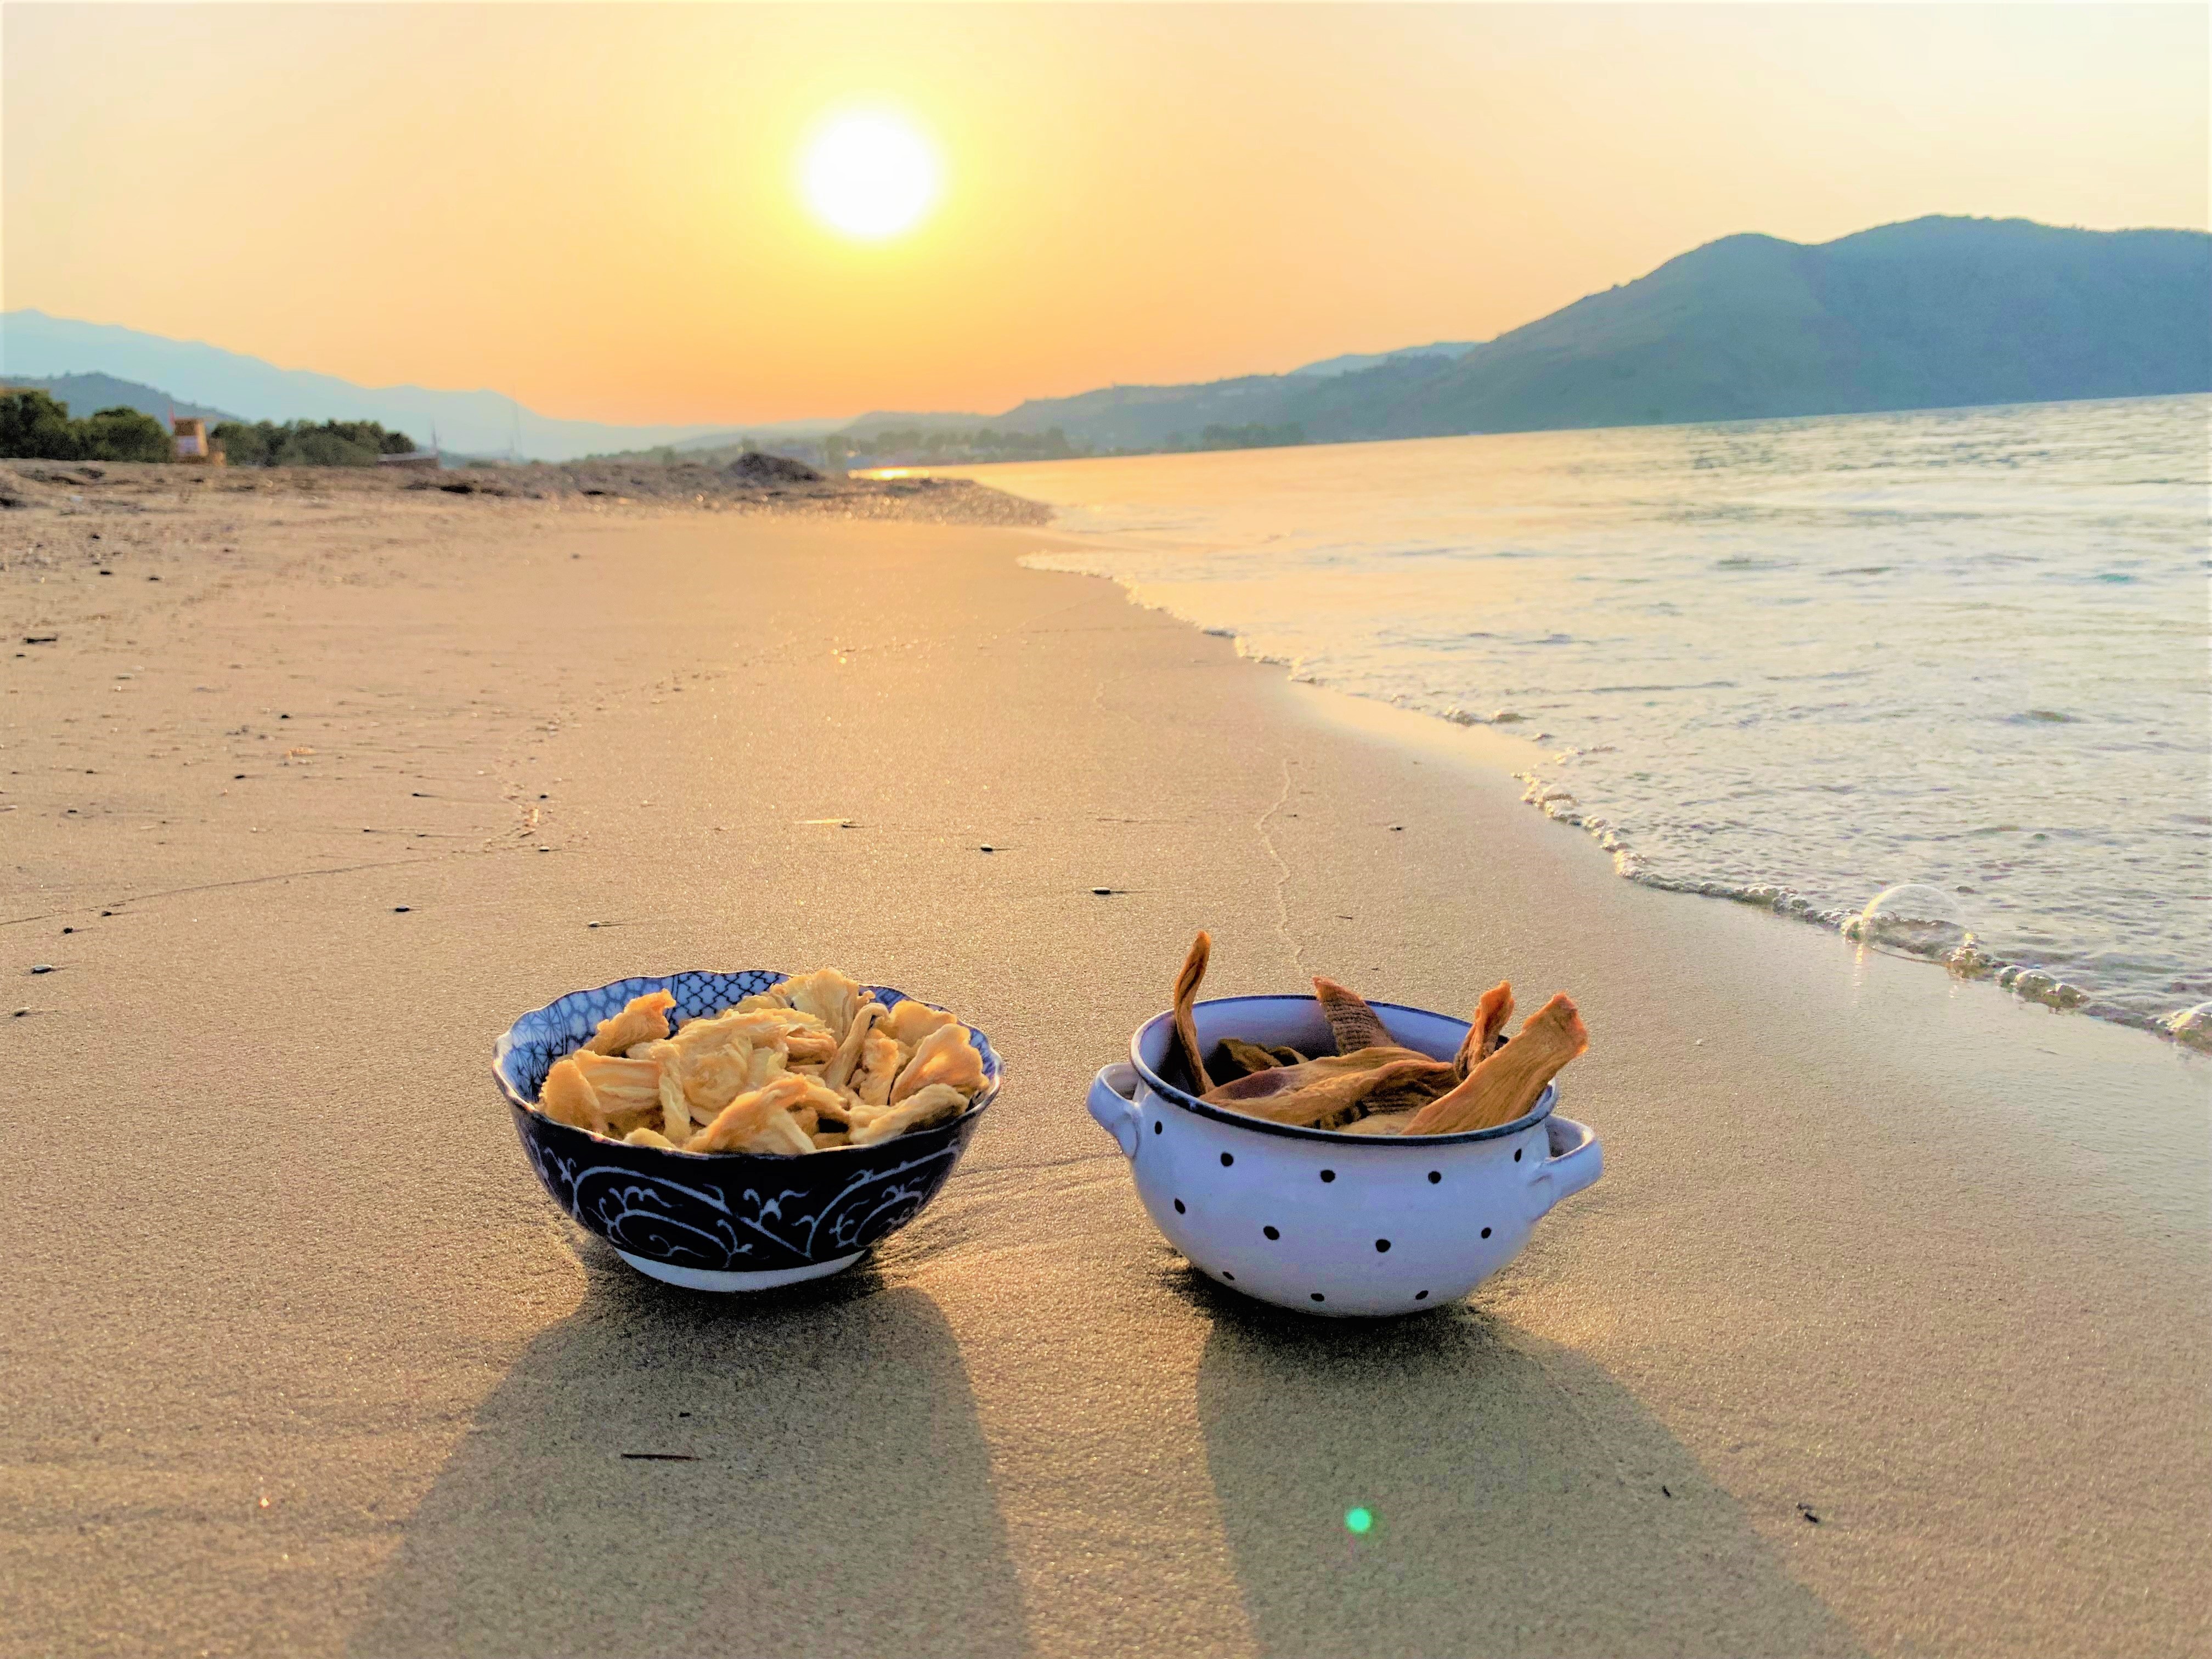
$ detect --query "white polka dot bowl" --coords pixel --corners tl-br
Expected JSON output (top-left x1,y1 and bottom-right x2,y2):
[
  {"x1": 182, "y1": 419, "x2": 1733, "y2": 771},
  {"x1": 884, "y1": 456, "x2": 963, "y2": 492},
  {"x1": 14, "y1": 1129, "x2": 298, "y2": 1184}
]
[{"x1": 1086, "y1": 994, "x2": 1602, "y2": 1317}]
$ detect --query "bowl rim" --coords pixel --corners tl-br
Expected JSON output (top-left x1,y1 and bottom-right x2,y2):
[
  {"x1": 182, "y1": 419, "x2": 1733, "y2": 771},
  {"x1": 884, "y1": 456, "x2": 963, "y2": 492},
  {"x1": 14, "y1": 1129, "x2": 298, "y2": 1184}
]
[
  {"x1": 1129, "y1": 992, "x2": 1556, "y2": 1147},
  {"x1": 493, "y1": 969, "x2": 998, "y2": 1162}
]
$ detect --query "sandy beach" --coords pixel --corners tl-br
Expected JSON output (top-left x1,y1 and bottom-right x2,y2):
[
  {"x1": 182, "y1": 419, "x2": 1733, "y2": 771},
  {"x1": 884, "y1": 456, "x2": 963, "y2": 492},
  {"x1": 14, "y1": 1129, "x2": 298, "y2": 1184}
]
[{"x1": 3, "y1": 470, "x2": 2205, "y2": 1658}]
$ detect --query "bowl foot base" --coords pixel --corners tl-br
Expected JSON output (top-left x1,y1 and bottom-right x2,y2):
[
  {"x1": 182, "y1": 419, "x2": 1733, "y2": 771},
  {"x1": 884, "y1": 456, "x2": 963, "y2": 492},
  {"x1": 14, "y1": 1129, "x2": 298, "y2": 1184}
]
[{"x1": 615, "y1": 1249, "x2": 863, "y2": 1292}]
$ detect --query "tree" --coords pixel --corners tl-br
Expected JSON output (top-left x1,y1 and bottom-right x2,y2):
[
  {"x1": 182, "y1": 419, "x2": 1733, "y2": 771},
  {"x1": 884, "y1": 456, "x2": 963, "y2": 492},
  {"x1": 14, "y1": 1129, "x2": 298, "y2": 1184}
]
[
  {"x1": 0, "y1": 389, "x2": 87, "y2": 459},
  {"x1": 209, "y1": 418, "x2": 417, "y2": 467},
  {"x1": 80, "y1": 406, "x2": 174, "y2": 463}
]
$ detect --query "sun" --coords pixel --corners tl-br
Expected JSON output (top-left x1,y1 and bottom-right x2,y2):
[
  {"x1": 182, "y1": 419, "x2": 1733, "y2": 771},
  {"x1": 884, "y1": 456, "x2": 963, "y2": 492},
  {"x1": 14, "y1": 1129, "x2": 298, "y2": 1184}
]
[{"x1": 800, "y1": 109, "x2": 943, "y2": 241}]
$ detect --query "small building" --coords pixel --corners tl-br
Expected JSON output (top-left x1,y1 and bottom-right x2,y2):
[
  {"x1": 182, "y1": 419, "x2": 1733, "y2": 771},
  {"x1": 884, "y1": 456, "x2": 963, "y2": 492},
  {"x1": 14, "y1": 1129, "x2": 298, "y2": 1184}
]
[
  {"x1": 376, "y1": 449, "x2": 443, "y2": 471},
  {"x1": 171, "y1": 416, "x2": 224, "y2": 465}
]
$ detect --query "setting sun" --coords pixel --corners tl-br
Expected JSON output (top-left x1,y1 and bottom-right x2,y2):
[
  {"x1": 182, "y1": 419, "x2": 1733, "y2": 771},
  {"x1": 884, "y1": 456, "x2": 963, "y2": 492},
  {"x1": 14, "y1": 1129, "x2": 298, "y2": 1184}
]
[{"x1": 800, "y1": 108, "x2": 941, "y2": 241}]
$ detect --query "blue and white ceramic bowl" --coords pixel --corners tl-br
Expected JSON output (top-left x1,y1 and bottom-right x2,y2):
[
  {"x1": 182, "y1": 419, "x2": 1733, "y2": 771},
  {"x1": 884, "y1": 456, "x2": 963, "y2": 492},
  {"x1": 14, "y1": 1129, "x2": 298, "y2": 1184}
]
[
  {"x1": 495, "y1": 970, "x2": 1000, "y2": 1291},
  {"x1": 1087, "y1": 994, "x2": 1601, "y2": 1317}
]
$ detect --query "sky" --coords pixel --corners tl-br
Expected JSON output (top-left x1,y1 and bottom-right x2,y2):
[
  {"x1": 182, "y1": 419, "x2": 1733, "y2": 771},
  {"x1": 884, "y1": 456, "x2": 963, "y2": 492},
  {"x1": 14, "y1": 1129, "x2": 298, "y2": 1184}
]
[{"x1": 5, "y1": 3, "x2": 2206, "y2": 425}]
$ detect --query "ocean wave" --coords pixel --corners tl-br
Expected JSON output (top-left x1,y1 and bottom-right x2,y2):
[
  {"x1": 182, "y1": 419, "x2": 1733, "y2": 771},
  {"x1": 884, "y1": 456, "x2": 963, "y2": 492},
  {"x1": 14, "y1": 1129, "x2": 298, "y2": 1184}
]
[{"x1": 1008, "y1": 397, "x2": 2210, "y2": 1049}]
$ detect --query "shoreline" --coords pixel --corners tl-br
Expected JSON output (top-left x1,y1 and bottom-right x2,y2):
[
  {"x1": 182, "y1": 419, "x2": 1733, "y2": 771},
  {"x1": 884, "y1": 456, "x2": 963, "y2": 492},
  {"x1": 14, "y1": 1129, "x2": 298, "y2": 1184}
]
[
  {"x1": 4, "y1": 493, "x2": 2205, "y2": 1657},
  {"x1": 1003, "y1": 514, "x2": 2205, "y2": 1053}
]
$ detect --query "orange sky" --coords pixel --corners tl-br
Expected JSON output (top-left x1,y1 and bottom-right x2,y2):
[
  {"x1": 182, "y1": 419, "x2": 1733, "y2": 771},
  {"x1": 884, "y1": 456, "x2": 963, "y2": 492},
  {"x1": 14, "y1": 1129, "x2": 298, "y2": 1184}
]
[{"x1": 5, "y1": 3, "x2": 2206, "y2": 425}]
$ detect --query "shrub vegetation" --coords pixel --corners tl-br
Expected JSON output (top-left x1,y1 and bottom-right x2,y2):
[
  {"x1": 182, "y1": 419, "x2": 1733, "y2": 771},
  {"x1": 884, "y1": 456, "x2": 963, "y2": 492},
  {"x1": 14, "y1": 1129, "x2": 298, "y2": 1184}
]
[
  {"x1": 211, "y1": 419, "x2": 419, "y2": 467},
  {"x1": 0, "y1": 390, "x2": 174, "y2": 462}
]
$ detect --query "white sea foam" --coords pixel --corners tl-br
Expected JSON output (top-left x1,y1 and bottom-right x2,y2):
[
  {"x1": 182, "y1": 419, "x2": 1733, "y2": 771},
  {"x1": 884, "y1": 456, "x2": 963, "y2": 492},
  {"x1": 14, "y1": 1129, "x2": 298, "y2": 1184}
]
[{"x1": 1006, "y1": 396, "x2": 2211, "y2": 1046}]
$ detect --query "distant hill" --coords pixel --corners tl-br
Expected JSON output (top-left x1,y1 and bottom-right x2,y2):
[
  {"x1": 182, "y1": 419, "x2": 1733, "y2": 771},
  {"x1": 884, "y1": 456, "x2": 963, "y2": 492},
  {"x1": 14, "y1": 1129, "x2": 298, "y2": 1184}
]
[
  {"x1": 1286, "y1": 340, "x2": 1479, "y2": 379},
  {"x1": 857, "y1": 216, "x2": 2208, "y2": 452},
  {"x1": 1285, "y1": 217, "x2": 2212, "y2": 439},
  {"x1": 13, "y1": 216, "x2": 2204, "y2": 464},
  {"x1": 0, "y1": 313, "x2": 745, "y2": 461},
  {"x1": 1, "y1": 372, "x2": 241, "y2": 427}
]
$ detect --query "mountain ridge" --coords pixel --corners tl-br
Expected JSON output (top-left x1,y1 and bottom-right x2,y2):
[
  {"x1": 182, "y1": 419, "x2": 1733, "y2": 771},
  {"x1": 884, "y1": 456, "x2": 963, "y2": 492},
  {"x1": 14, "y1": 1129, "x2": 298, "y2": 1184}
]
[
  {"x1": 941, "y1": 217, "x2": 2209, "y2": 451},
  {"x1": 0, "y1": 373, "x2": 242, "y2": 428},
  {"x1": 8, "y1": 216, "x2": 2205, "y2": 461}
]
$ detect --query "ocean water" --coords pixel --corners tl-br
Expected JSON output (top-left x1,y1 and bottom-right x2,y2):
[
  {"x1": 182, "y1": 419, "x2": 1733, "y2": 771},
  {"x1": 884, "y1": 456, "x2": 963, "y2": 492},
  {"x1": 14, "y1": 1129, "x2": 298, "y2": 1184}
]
[{"x1": 926, "y1": 396, "x2": 2212, "y2": 1045}]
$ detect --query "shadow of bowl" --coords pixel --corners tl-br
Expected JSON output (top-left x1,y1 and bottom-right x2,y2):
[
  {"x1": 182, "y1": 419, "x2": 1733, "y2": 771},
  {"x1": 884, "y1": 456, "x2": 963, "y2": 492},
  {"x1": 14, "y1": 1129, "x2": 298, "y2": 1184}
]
[
  {"x1": 347, "y1": 1247, "x2": 1031, "y2": 1657},
  {"x1": 1190, "y1": 1289, "x2": 1866, "y2": 1658}
]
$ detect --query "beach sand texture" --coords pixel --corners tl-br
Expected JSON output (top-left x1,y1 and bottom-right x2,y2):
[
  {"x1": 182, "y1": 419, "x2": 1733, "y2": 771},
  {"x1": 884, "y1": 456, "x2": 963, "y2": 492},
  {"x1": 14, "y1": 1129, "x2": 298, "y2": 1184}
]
[{"x1": 3, "y1": 477, "x2": 2206, "y2": 1658}]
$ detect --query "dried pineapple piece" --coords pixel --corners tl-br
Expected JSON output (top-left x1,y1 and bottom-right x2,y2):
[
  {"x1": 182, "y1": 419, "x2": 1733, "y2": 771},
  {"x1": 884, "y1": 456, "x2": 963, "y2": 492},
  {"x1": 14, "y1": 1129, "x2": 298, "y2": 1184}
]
[
  {"x1": 539, "y1": 1057, "x2": 599, "y2": 1132},
  {"x1": 848, "y1": 1030, "x2": 902, "y2": 1106},
  {"x1": 572, "y1": 1052, "x2": 661, "y2": 1118},
  {"x1": 884, "y1": 998, "x2": 958, "y2": 1051},
  {"x1": 780, "y1": 968, "x2": 868, "y2": 1040},
  {"x1": 641, "y1": 1041, "x2": 692, "y2": 1142},
  {"x1": 533, "y1": 974, "x2": 990, "y2": 1155},
  {"x1": 686, "y1": 1075, "x2": 809, "y2": 1154},
  {"x1": 851, "y1": 1083, "x2": 970, "y2": 1146},
  {"x1": 585, "y1": 990, "x2": 675, "y2": 1056},
  {"x1": 744, "y1": 1045, "x2": 789, "y2": 1091},
  {"x1": 890, "y1": 1022, "x2": 985, "y2": 1104},
  {"x1": 677, "y1": 1037, "x2": 757, "y2": 1118},
  {"x1": 823, "y1": 1000, "x2": 888, "y2": 1091}
]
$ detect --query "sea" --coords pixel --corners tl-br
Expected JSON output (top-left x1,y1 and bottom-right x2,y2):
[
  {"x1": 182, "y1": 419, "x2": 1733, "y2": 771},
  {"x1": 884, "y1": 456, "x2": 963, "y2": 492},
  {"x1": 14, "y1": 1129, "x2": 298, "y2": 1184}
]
[{"x1": 922, "y1": 394, "x2": 2212, "y2": 1047}]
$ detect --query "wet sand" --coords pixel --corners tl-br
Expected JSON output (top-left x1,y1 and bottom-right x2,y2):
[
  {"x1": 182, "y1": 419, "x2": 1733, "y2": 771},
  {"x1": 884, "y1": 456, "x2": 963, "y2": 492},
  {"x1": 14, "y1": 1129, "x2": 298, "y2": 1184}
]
[{"x1": 3, "y1": 479, "x2": 2205, "y2": 1657}]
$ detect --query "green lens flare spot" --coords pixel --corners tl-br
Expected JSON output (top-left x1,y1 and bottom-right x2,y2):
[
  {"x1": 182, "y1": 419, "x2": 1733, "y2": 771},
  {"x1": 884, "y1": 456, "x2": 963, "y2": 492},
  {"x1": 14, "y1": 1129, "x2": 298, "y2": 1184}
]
[{"x1": 1344, "y1": 1506, "x2": 1373, "y2": 1535}]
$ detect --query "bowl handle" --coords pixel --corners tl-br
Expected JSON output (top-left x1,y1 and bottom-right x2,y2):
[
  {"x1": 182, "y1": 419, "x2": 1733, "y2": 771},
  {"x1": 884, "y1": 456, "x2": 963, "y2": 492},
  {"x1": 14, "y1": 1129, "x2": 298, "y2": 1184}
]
[
  {"x1": 1527, "y1": 1114, "x2": 1603, "y2": 1219},
  {"x1": 1086, "y1": 1063, "x2": 1143, "y2": 1158}
]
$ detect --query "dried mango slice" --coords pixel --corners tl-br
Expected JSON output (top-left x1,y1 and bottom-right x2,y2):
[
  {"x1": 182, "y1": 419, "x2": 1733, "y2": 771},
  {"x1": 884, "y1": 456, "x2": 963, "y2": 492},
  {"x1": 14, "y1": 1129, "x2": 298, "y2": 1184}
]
[
  {"x1": 1453, "y1": 982, "x2": 1514, "y2": 1079},
  {"x1": 1405, "y1": 994, "x2": 1587, "y2": 1135},
  {"x1": 1203, "y1": 1050, "x2": 1452, "y2": 1130},
  {"x1": 1313, "y1": 975, "x2": 1391, "y2": 1056},
  {"x1": 1171, "y1": 932, "x2": 1213, "y2": 1093}
]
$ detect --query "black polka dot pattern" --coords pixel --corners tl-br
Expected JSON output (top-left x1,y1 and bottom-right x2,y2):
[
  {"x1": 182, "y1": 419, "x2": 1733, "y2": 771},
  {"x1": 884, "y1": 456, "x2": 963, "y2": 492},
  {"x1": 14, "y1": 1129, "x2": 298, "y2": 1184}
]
[
  {"x1": 1173, "y1": 1198, "x2": 1186, "y2": 1214},
  {"x1": 1319, "y1": 1169, "x2": 1336, "y2": 1183},
  {"x1": 1374, "y1": 1239, "x2": 1391, "y2": 1253},
  {"x1": 1415, "y1": 1290, "x2": 1429, "y2": 1301},
  {"x1": 1310, "y1": 1293, "x2": 1325, "y2": 1302},
  {"x1": 1263, "y1": 1225, "x2": 1280, "y2": 1240},
  {"x1": 1514, "y1": 1147, "x2": 1522, "y2": 1162},
  {"x1": 1220, "y1": 1152, "x2": 1234, "y2": 1167},
  {"x1": 1427, "y1": 1171, "x2": 1441, "y2": 1183},
  {"x1": 1153, "y1": 1121, "x2": 1162, "y2": 1135},
  {"x1": 1480, "y1": 1226, "x2": 1491, "y2": 1238}
]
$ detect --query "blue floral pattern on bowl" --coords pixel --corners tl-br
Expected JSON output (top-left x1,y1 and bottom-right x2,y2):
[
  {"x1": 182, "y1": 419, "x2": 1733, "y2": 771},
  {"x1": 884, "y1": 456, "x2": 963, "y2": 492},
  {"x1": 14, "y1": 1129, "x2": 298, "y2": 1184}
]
[{"x1": 494, "y1": 971, "x2": 1000, "y2": 1287}]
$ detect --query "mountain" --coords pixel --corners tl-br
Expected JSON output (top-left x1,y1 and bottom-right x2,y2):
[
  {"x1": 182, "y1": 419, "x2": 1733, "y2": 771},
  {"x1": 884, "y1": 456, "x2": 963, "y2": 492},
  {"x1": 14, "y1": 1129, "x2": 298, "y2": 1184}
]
[
  {"x1": 13, "y1": 216, "x2": 2204, "y2": 465},
  {"x1": 1, "y1": 372, "x2": 242, "y2": 427},
  {"x1": 1283, "y1": 217, "x2": 2212, "y2": 440},
  {"x1": 838, "y1": 216, "x2": 2209, "y2": 452},
  {"x1": 1286, "y1": 341, "x2": 1479, "y2": 379},
  {"x1": 0, "y1": 312, "x2": 736, "y2": 461}
]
